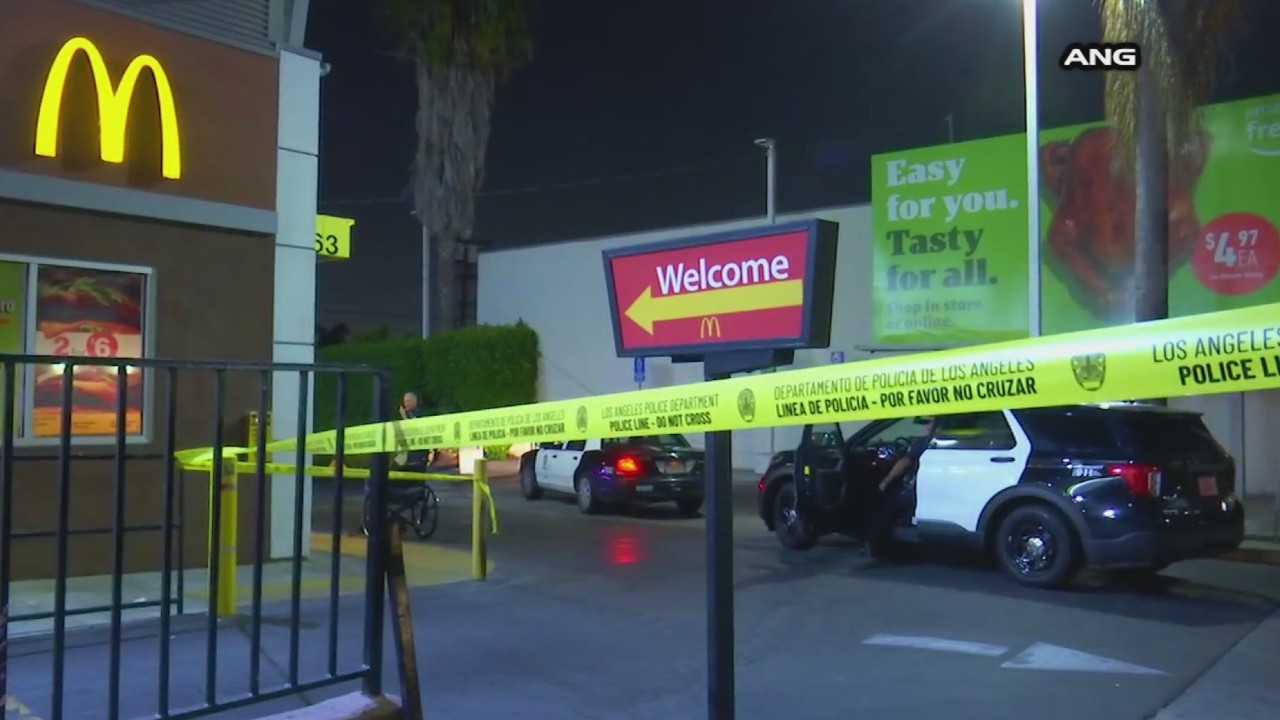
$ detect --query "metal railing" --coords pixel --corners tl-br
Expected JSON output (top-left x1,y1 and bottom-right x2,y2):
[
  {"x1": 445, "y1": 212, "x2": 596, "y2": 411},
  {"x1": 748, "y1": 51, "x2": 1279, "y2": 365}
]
[
  {"x1": 5, "y1": 452, "x2": 188, "y2": 625},
  {"x1": 0, "y1": 353, "x2": 397, "y2": 720}
]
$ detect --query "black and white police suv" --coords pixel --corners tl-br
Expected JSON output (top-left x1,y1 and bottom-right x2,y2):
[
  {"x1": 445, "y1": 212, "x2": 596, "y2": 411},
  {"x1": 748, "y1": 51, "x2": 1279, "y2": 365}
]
[
  {"x1": 757, "y1": 403, "x2": 1245, "y2": 588},
  {"x1": 519, "y1": 434, "x2": 706, "y2": 516}
]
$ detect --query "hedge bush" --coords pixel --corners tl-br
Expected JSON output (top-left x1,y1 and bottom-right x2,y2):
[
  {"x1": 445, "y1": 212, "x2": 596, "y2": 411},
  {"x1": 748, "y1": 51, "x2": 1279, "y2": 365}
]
[
  {"x1": 484, "y1": 444, "x2": 512, "y2": 459},
  {"x1": 420, "y1": 321, "x2": 540, "y2": 413},
  {"x1": 312, "y1": 321, "x2": 540, "y2": 436}
]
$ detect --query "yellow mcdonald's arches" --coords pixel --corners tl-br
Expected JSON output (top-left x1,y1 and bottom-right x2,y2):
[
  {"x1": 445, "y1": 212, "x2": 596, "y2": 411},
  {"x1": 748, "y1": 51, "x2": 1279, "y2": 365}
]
[
  {"x1": 33, "y1": 36, "x2": 182, "y2": 180},
  {"x1": 699, "y1": 316, "x2": 722, "y2": 339}
]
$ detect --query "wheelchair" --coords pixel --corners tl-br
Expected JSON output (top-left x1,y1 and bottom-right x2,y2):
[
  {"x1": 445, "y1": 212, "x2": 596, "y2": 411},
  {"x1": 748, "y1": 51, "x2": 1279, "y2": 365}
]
[{"x1": 362, "y1": 474, "x2": 440, "y2": 540}]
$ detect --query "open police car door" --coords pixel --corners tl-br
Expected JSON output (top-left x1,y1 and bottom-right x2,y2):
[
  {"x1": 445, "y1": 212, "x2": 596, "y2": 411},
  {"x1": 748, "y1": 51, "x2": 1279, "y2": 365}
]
[{"x1": 794, "y1": 422, "x2": 846, "y2": 515}]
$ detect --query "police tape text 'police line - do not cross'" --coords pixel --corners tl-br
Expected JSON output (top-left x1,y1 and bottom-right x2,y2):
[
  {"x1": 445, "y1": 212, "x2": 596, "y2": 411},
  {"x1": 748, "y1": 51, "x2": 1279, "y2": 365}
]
[{"x1": 179, "y1": 303, "x2": 1280, "y2": 464}]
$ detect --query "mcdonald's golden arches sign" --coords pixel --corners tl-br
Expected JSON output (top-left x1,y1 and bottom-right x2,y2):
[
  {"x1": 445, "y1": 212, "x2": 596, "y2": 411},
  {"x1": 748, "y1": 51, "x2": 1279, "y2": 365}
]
[
  {"x1": 34, "y1": 36, "x2": 182, "y2": 179},
  {"x1": 0, "y1": 0, "x2": 280, "y2": 209}
]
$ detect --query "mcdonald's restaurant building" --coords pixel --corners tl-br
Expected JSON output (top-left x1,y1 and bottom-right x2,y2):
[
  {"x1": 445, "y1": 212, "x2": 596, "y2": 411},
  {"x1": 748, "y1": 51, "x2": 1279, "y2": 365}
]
[{"x1": 0, "y1": 0, "x2": 324, "y2": 580}]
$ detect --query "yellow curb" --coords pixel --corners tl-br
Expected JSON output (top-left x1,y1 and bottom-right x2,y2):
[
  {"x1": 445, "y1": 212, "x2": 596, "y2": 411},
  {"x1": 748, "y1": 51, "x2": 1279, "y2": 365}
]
[
  {"x1": 186, "y1": 534, "x2": 491, "y2": 606},
  {"x1": 309, "y1": 532, "x2": 494, "y2": 580}
]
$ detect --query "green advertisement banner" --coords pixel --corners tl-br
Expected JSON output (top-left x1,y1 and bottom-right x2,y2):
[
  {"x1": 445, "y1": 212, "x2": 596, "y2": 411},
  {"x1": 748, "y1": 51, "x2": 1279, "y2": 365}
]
[
  {"x1": 872, "y1": 91, "x2": 1280, "y2": 345},
  {"x1": 870, "y1": 134, "x2": 1030, "y2": 346},
  {"x1": 0, "y1": 260, "x2": 27, "y2": 433}
]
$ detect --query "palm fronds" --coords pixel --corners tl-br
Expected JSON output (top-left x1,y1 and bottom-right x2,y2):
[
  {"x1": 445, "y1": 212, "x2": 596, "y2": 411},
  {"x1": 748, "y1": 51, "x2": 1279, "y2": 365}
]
[{"x1": 1099, "y1": 0, "x2": 1246, "y2": 169}]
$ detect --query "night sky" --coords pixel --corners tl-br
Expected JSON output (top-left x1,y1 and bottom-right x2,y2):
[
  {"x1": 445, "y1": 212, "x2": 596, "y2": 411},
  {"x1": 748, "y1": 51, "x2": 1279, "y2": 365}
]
[{"x1": 307, "y1": 0, "x2": 1280, "y2": 333}]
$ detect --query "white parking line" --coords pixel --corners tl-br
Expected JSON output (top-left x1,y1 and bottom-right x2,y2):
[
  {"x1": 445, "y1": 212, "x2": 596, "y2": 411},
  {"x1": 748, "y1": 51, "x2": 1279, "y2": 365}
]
[
  {"x1": 862, "y1": 634, "x2": 1010, "y2": 657},
  {"x1": 1000, "y1": 642, "x2": 1167, "y2": 675}
]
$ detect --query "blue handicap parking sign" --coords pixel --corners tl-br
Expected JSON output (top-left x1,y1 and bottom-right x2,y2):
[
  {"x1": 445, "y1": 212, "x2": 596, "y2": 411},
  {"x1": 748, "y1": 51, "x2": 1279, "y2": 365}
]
[{"x1": 634, "y1": 357, "x2": 646, "y2": 383}]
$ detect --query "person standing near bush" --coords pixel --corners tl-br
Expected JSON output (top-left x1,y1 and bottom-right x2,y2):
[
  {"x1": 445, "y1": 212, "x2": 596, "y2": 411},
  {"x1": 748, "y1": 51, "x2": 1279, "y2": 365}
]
[
  {"x1": 362, "y1": 390, "x2": 431, "y2": 537},
  {"x1": 398, "y1": 391, "x2": 433, "y2": 469}
]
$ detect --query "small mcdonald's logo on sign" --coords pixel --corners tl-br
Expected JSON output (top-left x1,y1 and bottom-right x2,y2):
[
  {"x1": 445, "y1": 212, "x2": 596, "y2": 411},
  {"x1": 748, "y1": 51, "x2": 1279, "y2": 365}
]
[{"x1": 699, "y1": 316, "x2": 722, "y2": 339}]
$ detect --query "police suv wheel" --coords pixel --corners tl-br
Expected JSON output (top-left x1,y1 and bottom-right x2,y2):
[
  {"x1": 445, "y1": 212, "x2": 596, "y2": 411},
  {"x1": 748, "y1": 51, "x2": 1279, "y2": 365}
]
[
  {"x1": 773, "y1": 482, "x2": 818, "y2": 551},
  {"x1": 995, "y1": 504, "x2": 1079, "y2": 589},
  {"x1": 575, "y1": 471, "x2": 598, "y2": 514},
  {"x1": 520, "y1": 462, "x2": 542, "y2": 500}
]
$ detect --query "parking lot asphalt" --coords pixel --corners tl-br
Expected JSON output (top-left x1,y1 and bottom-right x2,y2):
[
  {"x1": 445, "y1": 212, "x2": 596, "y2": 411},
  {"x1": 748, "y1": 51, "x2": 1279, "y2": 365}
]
[
  {"x1": 316, "y1": 472, "x2": 1280, "y2": 720},
  {"x1": 8, "y1": 472, "x2": 1277, "y2": 720}
]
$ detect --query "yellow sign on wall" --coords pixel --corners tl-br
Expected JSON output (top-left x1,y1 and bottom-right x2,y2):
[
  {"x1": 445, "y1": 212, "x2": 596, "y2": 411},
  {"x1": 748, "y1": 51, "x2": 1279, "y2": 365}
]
[
  {"x1": 34, "y1": 36, "x2": 182, "y2": 180},
  {"x1": 316, "y1": 214, "x2": 355, "y2": 261}
]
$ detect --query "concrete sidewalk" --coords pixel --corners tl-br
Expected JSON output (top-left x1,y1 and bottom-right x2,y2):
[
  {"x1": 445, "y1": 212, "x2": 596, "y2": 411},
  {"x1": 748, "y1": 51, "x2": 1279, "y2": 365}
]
[
  {"x1": 5, "y1": 591, "x2": 382, "y2": 720},
  {"x1": 1148, "y1": 539, "x2": 1280, "y2": 719},
  {"x1": 1154, "y1": 608, "x2": 1280, "y2": 720},
  {"x1": 5, "y1": 532, "x2": 482, "y2": 641}
]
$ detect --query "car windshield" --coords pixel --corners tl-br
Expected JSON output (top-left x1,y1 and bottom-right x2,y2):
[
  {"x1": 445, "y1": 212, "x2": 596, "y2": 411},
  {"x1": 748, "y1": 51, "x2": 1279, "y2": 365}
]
[
  {"x1": 850, "y1": 417, "x2": 927, "y2": 449},
  {"x1": 613, "y1": 434, "x2": 691, "y2": 448}
]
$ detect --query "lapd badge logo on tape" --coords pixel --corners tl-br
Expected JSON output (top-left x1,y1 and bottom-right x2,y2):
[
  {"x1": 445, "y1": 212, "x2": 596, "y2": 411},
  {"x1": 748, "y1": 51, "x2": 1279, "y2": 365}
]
[
  {"x1": 737, "y1": 388, "x2": 756, "y2": 422},
  {"x1": 1071, "y1": 353, "x2": 1106, "y2": 391},
  {"x1": 575, "y1": 405, "x2": 589, "y2": 433}
]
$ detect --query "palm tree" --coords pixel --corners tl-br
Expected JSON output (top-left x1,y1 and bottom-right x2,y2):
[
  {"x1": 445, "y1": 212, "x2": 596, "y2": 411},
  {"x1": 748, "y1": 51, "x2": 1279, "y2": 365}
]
[
  {"x1": 1097, "y1": 0, "x2": 1247, "y2": 323},
  {"x1": 381, "y1": 0, "x2": 534, "y2": 332}
]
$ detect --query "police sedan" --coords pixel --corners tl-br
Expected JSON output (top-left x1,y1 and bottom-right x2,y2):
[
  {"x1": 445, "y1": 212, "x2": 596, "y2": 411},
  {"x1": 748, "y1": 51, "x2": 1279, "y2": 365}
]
[{"x1": 519, "y1": 434, "x2": 706, "y2": 516}]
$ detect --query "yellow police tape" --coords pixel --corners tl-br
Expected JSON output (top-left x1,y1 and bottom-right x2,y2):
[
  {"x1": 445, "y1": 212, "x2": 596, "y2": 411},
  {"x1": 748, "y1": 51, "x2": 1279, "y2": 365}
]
[
  {"x1": 177, "y1": 301, "x2": 1280, "y2": 464},
  {"x1": 173, "y1": 454, "x2": 498, "y2": 531}
]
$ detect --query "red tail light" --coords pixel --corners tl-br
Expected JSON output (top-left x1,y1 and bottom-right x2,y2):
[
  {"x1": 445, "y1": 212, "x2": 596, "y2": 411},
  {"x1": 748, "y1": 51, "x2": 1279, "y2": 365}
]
[
  {"x1": 1106, "y1": 463, "x2": 1162, "y2": 497},
  {"x1": 615, "y1": 455, "x2": 641, "y2": 475},
  {"x1": 757, "y1": 478, "x2": 767, "y2": 493}
]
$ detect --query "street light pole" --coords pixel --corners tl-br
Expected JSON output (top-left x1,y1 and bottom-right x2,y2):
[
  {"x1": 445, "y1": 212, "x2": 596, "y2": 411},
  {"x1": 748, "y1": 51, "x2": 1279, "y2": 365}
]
[
  {"x1": 420, "y1": 223, "x2": 430, "y2": 338},
  {"x1": 755, "y1": 137, "x2": 779, "y2": 468},
  {"x1": 1022, "y1": 0, "x2": 1042, "y2": 337},
  {"x1": 755, "y1": 138, "x2": 776, "y2": 224},
  {"x1": 412, "y1": 211, "x2": 430, "y2": 338}
]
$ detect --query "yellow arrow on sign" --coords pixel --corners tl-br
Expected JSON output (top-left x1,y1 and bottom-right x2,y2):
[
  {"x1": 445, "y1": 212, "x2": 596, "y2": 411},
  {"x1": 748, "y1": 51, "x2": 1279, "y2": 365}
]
[{"x1": 624, "y1": 280, "x2": 803, "y2": 335}]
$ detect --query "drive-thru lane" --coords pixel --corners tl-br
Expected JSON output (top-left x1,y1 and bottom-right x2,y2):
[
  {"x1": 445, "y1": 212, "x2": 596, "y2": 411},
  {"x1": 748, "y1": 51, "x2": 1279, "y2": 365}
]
[
  {"x1": 308, "y1": 472, "x2": 1280, "y2": 720},
  {"x1": 8, "y1": 474, "x2": 1276, "y2": 720}
]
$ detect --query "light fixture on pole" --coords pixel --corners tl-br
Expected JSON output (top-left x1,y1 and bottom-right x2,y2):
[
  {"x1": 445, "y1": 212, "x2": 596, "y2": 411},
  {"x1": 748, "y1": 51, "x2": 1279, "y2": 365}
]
[
  {"x1": 412, "y1": 210, "x2": 430, "y2": 338},
  {"x1": 1022, "y1": 0, "x2": 1042, "y2": 338},
  {"x1": 754, "y1": 138, "x2": 776, "y2": 224}
]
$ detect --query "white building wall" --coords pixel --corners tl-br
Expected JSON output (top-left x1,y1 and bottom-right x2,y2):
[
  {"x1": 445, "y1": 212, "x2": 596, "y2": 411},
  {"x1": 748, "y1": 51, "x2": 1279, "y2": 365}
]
[{"x1": 270, "y1": 49, "x2": 321, "y2": 558}]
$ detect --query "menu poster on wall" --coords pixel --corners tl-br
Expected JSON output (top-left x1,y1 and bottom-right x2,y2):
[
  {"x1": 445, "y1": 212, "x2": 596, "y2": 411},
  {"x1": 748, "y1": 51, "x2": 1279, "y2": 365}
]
[
  {"x1": 0, "y1": 261, "x2": 26, "y2": 435},
  {"x1": 31, "y1": 266, "x2": 145, "y2": 437}
]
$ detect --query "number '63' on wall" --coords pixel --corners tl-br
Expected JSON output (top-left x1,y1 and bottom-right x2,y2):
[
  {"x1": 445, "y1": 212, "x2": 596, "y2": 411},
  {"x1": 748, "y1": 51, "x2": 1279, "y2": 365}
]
[
  {"x1": 314, "y1": 215, "x2": 355, "y2": 260},
  {"x1": 315, "y1": 232, "x2": 340, "y2": 255}
]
